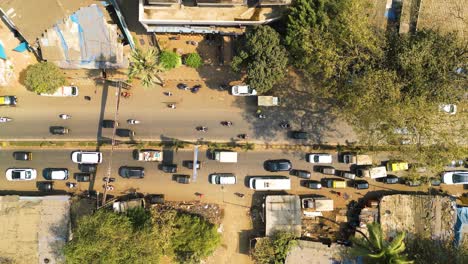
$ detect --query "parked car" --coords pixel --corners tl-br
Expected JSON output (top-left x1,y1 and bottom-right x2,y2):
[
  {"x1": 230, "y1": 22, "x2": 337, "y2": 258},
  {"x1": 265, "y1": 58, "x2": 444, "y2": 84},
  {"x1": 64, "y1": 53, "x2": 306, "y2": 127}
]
[
  {"x1": 429, "y1": 178, "x2": 441, "y2": 186},
  {"x1": 290, "y1": 169, "x2": 311, "y2": 179},
  {"x1": 265, "y1": 159, "x2": 292, "y2": 172},
  {"x1": 119, "y1": 166, "x2": 145, "y2": 179},
  {"x1": 340, "y1": 171, "x2": 356, "y2": 180},
  {"x1": 50, "y1": 126, "x2": 69, "y2": 135},
  {"x1": 209, "y1": 173, "x2": 236, "y2": 185},
  {"x1": 187, "y1": 161, "x2": 201, "y2": 169},
  {"x1": 318, "y1": 166, "x2": 335, "y2": 175},
  {"x1": 116, "y1": 129, "x2": 135, "y2": 137},
  {"x1": 40, "y1": 86, "x2": 79, "y2": 97},
  {"x1": 175, "y1": 174, "x2": 190, "y2": 184},
  {"x1": 439, "y1": 104, "x2": 457, "y2": 115},
  {"x1": 37, "y1": 181, "x2": 53, "y2": 192},
  {"x1": 0, "y1": 95, "x2": 17, "y2": 106},
  {"x1": 291, "y1": 131, "x2": 308, "y2": 139},
  {"x1": 74, "y1": 173, "x2": 91, "y2": 182},
  {"x1": 43, "y1": 168, "x2": 69, "y2": 180},
  {"x1": 102, "y1": 120, "x2": 119, "y2": 128},
  {"x1": 147, "y1": 194, "x2": 165, "y2": 204},
  {"x1": 13, "y1": 151, "x2": 32, "y2": 161},
  {"x1": 353, "y1": 180, "x2": 369, "y2": 189},
  {"x1": 442, "y1": 171, "x2": 468, "y2": 185},
  {"x1": 306, "y1": 153, "x2": 332, "y2": 164},
  {"x1": 231, "y1": 85, "x2": 257, "y2": 96},
  {"x1": 304, "y1": 180, "x2": 322, "y2": 189},
  {"x1": 161, "y1": 164, "x2": 177, "y2": 173},
  {"x1": 79, "y1": 164, "x2": 97, "y2": 173},
  {"x1": 405, "y1": 179, "x2": 422, "y2": 187},
  {"x1": 5, "y1": 168, "x2": 37, "y2": 181},
  {"x1": 377, "y1": 175, "x2": 399, "y2": 184},
  {"x1": 71, "y1": 151, "x2": 102, "y2": 164}
]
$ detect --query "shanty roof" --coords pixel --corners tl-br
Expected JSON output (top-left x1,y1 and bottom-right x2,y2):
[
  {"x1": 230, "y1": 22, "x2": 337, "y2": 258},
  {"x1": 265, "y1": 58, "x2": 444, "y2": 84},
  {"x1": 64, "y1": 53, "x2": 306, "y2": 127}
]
[{"x1": 265, "y1": 195, "x2": 302, "y2": 237}]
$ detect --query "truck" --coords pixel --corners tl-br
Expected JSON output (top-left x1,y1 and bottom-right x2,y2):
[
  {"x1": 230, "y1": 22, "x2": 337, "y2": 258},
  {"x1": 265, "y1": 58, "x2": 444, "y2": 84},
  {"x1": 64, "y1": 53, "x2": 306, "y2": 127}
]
[
  {"x1": 257, "y1": 96, "x2": 279, "y2": 106},
  {"x1": 356, "y1": 166, "x2": 387, "y2": 179},
  {"x1": 0, "y1": 95, "x2": 17, "y2": 106},
  {"x1": 40, "y1": 86, "x2": 79, "y2": 97},
  {"x1": 214, "y1": 151, "x2": 238, "y2": 163},
  {"x1": 136, "y1": 149, "x2": 163, "y2": 162},
  {"x1": 342, "y1": 153, "x2": 372, "y2": 165},
  {"x1": 113, "y1": 198, "x2": 145, "y2": 213},
  {"x1": 302, "y1": 197, "x2": 334, "y2": 212}
]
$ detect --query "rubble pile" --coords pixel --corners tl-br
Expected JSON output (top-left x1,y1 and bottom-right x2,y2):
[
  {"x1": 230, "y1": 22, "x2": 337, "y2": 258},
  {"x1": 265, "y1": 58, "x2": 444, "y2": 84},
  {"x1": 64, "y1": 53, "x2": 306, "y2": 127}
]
[{"x1": 153, "y1": 201, "x2": 223, "y2": 225}]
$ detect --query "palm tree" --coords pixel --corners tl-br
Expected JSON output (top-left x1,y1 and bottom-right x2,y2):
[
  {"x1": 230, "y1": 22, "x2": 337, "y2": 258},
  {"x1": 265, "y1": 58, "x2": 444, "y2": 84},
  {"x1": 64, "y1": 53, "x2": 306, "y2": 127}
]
[
  {"x1": 128, "y1": 48, "x2": 164, "y2": 87},
  {"x1": 350, "y1": 223, "x2": 413, "y2": 264}
]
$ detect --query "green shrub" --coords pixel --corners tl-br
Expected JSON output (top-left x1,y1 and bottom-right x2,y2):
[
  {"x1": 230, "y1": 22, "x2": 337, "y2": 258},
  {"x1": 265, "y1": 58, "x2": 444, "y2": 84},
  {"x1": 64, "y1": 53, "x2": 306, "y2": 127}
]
[
  {"x1": 24, "y1": 62, "x2": 66, "y2": 94},
  {"x1": 159, "y1": 51, "x2": 182, "y2": 70},
  {"x1": 185, "y1": 53, "x2": 203, "y2": 68}
]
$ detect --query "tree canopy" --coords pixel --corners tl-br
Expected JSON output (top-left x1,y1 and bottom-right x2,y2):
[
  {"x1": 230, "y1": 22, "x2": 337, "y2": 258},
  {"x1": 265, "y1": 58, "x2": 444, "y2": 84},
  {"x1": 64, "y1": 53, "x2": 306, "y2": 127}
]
[
  {"x1": 251, "y1": 231, "x2": 297, "y2": 264},
  {"x1": 128, "y1": 48, "x2": 164, "y2": 87},
  {"x1": 159, "y1": 50, "x2": 182, "y2": 70},
  {"x1": 185, "y1": 53, "x2": 203, "y2": 68},
  {"x1": 24, "y1": 62, "x2": 66, "y2": 94},
  {"x1": 232, "y1": 25, "x2": 289, "y2": 94}
]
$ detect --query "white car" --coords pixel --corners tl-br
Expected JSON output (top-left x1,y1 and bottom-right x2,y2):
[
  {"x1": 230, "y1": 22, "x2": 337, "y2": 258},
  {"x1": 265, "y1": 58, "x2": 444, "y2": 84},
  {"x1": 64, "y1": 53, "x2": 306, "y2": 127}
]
[
  {"x1": 6, "y1": 168, "x2": 37, "y2": 181},
  {"x1": 306, "y1": 153, "x2": 333, "y2": 164},
  {"x1": 231, "y1": 85, "x2": 257, "y2": 96},
  {"x1": 40, "y1": 86, "x2": 79, "y2": 97},
  {"x1": 442, "y1": 171, "x2": 468, "y2": 185},
  {"x1": 209, "y1": 173, "x2": 236, "y2": 185},
  {"x1": 439, "y1": 104, "x2": 457, "y2": 115},
  {"x1": 71, "y1": 151, "x2": 103, "y2": 164}
]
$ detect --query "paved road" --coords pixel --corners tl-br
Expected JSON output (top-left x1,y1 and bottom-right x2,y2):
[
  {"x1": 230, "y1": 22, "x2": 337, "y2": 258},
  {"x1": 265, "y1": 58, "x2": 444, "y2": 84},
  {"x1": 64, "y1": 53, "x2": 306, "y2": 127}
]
[
  {"x1": 0, "y1": 148, "x2": 463, "y2": 204},
  {"x1": 0, "y1": 80, "x2": 357, "y2": 144}
]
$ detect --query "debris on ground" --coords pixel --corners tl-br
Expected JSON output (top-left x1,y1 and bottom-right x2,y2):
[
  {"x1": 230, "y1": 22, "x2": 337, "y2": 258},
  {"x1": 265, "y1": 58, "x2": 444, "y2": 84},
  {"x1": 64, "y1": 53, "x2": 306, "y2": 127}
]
[{"x1": 151, "y1": 201, "x2": 223, "y2": 225}]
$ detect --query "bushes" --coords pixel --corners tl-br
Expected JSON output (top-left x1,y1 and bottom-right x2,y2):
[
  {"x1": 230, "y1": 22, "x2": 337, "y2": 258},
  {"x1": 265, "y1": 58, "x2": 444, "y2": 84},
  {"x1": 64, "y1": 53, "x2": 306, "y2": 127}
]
[
  {"x1": 185, "y1": 53, "x2": 203, "y2": 68},
  {"x1": 159, "y1": 51, "x2": 182, "y2": 70},
  {"x1": 24, "y1": 62, "x2": 66, "y2": 94}
]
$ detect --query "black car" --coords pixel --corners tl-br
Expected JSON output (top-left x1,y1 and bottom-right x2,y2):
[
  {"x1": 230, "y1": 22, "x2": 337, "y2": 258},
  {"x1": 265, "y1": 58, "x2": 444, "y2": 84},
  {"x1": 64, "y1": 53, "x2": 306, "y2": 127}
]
[
  {"x1": 187, "y1": 161, "x2": 201, "y2": 169},
  {"x1": 119, "y1": 166, "x2": 145, "y2": 178},
  {"x1": 291, "y1": 169, "x2": 311, "y2": 179},
  {"x1": 175, "y1": 174, "x2": 190, "y2": 184},
  {"x1": 304, "y1": 180, "x2": 322, "y2": 189},
  {"x1": 116, "y1": 129, "x2": 135, "y2": 137},
  {"x1": 177, "y1": 83, "x2": 188, "y2": 90},
  {"x1": 377, "y1": 175, "x2": 399, "y2": 184},
  {"x1": 291, "y1": 131, "x2": 308, "y2": 139},
  {"x1": 37, "y1": 181, "x2": 53, "y2": 192},
  {"x1": 353, "y1": 180, "x2": 369, "y2": 189},
  {"x1": 79, "y1": 164, "x2": 97, "y2": 173},
  {"x1": 161, "y1": 164, "x2": 177, "y2": 173},
  {"x1": 13, "y1": 151, "x2": 32, "y2": 161},
  {"x1": 50, "y1": 126, "x2": 69, "y2": 135},
  {"x1": 75, "y1": 173, "x2": 91, "y2": 182},
  {"x1": 102, "y1": 120, "x2": 118, "y2": 128},
  {"x1": 265, "y1": 159, "x2": 292, "y2": 172},
  {"x1": 147, "y1": 194, "x2": 165, "y2": 204}
]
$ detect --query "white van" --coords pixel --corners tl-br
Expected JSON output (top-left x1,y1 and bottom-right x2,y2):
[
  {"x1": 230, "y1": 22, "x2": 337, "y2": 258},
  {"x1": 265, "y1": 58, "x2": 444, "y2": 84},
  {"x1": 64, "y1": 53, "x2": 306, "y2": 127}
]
[
  {"x1": 71, "y1": 151, "x2": 103, "y2": 164},
  {"x1": 248, "y1": 177, "x2": 291, "y2": 190},
  {"x1": 40, "y1": 86, "x2": 79, "y2": 97},
  {"x1": 209, "y1": 173, "x2": 236, "y2": 185},
  {"x1": 214, "y1": 151, "x2": 238, "y2": 163}
]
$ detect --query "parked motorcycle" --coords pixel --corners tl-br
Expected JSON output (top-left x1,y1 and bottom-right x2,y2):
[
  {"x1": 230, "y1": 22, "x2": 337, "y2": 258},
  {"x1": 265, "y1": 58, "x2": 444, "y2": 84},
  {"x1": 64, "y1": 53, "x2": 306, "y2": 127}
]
[
  {"x1": 191, "y1": 85, "x2": 202, "y2": 93},
  {"x1": 196, "y1": 126, "x2": 208, "y2": 132},
  {"x1": 237, "y1": 134, "x2": 248, "y2": 139},
  {"x1": 164, "y1": 91, "x2": 173, "y2": 96},
  {"x1": 257, "y1": 114, "x2": 266, "y2": 119},
  {"x1": 279, "y1": 122, "x2": 291, "y2": 129},
  {"x1": 168, "y1": 104, "x2": 176, "y2": 109},
  {"x1": 0, "y1": 117, "x2": 12, "y2": 123},
  {"x1": 221, "y1": 121, "x2": 233, "y2": 127},
  {"x1": 59, "y1": 114, "x2": 71, "y2": 120},
  {"x1": 127, "y1": 119, "x2": 141, "y2": 124}
]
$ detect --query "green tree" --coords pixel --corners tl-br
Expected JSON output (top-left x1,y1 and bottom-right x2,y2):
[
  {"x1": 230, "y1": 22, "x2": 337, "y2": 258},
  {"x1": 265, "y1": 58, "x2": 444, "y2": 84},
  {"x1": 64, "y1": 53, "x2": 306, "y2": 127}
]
[
  {"x1": 24, "y1": 62, "x2": 66, "y2": 94},
  {"x1": 128, "y1": 48, "x2": 164, "y2": 87},
  {"x1": 159, "y1": 50, "x2": 182, "y2": 70},
  {"x1": 252, "y1": 231, "x2": 297, "y2": 264},
  {"x1": 64, "y1": 210, "x2": 163, "y2": 264},
  {"x1": 350, "y1": 223, "x2": 413, "y2": 263},
  {"x1": 232, "y1": 26, "x2": 289, "y2": 94},
  {"x1": 240, "y1": 142, "x2": 255, "y2": 152},
  {"x1": 185, "y1": 53, "x2": 203, "y2": 68}
]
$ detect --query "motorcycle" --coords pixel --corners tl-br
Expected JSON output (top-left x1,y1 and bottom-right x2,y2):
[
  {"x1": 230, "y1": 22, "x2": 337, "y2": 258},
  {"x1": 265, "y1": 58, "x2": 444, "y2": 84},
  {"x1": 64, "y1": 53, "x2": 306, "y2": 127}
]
[
  {"x1": 280, "y1": 122, "x2": 291, "y2": 129},
  {"x1": 127, "y1": 119, "x2": 140, "y2": 125},
  {"x1": 191, "y1": 85, "x2": 201, "y2": 93},
  {"x1": 121, "y1": 92, "x2": 132, "y2": 98},
  {"x1": 221, "y1": 121, "x2": 233, "y2": 127},
  {"x1": 168, "y1": 104, "x2": 176, "y2": 109},
  {"x1": 196, "y1": 126, "x2": 208, "y2": 132},
  {"x1": 164, "y1": 91, "x2": 173, "y2": 96},
  {"x1": 257, "y1": 114, "x2": 266, "y2": 119},
  {"x1": 237, "y1": 134, "x2": 248, "y2": 139},
  {"x1": 0, "y1": 117, "x2": 12, "y2": 123},
  {"x1": 66, "y1": 182, "x2": 77, "y2": 189},
  {"x1": 59, "y1": 114, "x2": 71, "y2": 120}
]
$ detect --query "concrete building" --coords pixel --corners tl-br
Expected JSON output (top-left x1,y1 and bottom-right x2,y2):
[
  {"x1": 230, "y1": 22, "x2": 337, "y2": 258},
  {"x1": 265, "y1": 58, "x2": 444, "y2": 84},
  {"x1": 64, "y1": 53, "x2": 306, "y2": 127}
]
[
  {"x1": 285, "y1": 240, "x2": 359, "y2": 264},
  {"x1": 0, "y1": 195, "x2": 71, "y2": 264},
  {"x1": 138, "y1": 0, "x2": 292, "y2": 34},
  {"x1": 265, "y1": 195, "x2": 302, "y2": 237}
]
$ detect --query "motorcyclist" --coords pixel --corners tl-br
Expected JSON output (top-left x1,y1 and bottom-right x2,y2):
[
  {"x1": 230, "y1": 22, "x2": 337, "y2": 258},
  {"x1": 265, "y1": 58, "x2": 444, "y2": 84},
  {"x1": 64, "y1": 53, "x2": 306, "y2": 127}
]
[
  {"x1": 168, "y1": 104, "x2": 176, "y2": 109},
  {"x1": 59, "y1": 114, "x2": 71, "y2": 119}
]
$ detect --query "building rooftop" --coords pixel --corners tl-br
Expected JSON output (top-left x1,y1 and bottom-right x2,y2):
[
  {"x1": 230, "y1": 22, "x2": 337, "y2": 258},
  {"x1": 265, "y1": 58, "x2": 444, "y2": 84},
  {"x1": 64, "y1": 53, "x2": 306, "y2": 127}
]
[
  {"x1": 0, "y1": 0, "x2": 97, "y2": 45},
  {"x1": 416, "y1": 0, "x2": 467, "y2": 38},
  {"x1": 285, "y1": 240, "x2": 358, "y2": 264},
  {"x1": 0, "y1": 195, "x2": 70, "y2": 264},
  {"x1": 265, "y1": 195, "x2": 302, "y2": 237}
]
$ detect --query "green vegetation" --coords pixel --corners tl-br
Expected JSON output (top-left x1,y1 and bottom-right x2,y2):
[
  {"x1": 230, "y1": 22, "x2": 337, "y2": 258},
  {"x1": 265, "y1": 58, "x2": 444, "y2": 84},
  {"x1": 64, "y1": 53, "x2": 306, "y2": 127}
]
[
  {"x1": 128, "y1": 48, "x2": 164, "y2": 87},
  {"x1": 251, "y1": 231, "x2": 297, "y2": 264},
  {"x1": 24, "y1": 62, "x2": 66, "y2": 94},
  {"x1": 232, "y1": 25, "x2": 289, "y2": 94},
  {"x1": 350, "y1": 223, "x2": 413, "y2": 263},
  {"x1": 159, "y1": 50, "x2": 182, "y2": 70},
  {"x1": 185, "y1": 53, "x2": 203, "y2": 68},
  {"x1": 65, "y1": 208, "x2": 221, "y2": 264},
  {"x1": 405, "y1": 235, "x2": 468, "y2": 264}
]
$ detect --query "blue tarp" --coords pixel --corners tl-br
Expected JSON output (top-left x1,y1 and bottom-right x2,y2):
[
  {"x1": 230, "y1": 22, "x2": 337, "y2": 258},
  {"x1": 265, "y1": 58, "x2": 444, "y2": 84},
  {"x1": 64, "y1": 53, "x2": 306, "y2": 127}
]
[
  {"x1": 13, "y1": 42, "x2": 28, "y2": 52},
  {"x1": 454, "y1": 206, "x2": 468, "y2": 246},
  {"x1": 0, "y1": 42, "x2": 6, "y2": 59}
]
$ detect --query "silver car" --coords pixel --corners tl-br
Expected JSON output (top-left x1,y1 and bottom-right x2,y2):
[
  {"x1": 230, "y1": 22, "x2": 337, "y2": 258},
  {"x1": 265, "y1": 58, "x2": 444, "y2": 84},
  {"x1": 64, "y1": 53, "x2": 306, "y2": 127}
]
[{"x1": 442, "y1": 171, "x2": 468, "y2": 185}]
